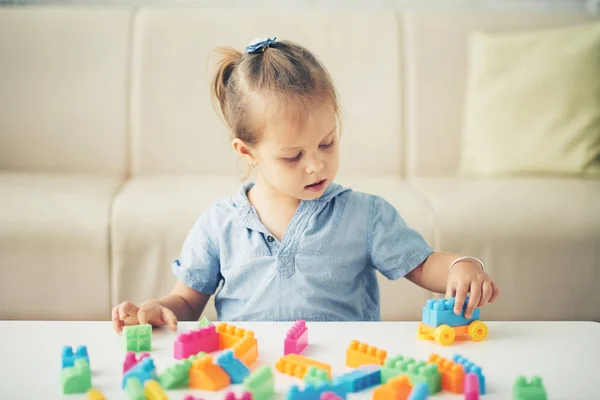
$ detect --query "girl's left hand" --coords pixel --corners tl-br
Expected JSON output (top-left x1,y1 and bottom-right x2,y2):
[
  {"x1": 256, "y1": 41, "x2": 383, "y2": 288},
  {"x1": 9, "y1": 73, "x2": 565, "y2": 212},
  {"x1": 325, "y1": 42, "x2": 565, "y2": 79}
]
[{"x1": 445, "y1": 261, "x2": 500, "y2": 319}]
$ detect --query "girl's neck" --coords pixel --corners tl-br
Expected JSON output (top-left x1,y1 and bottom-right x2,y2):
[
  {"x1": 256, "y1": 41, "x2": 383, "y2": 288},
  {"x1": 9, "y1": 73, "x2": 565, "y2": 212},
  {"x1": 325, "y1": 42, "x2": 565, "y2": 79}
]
[{"x1": 249, "y1": 174, "x2": 300, "y2": 210}]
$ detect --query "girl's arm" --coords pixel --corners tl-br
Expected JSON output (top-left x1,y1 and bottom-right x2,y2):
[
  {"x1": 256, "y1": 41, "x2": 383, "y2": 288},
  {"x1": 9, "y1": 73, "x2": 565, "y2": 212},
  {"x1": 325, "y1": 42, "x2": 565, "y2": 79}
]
[{"x1": 153, "y1": 281, "x2": 212, "y2": 321}]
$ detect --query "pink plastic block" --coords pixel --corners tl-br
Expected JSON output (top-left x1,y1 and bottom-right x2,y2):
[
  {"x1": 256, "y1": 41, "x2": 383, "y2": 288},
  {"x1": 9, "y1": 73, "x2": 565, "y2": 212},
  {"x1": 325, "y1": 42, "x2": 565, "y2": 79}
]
[
  {"x1": 284, "y1": 320, "x2": 308, "y2": 355},
  {"x1": 464, "y1": 373, "x2": 480, "y2": 400},
  {"x1": 320, "y1": 392, "x2": 342, "y2": 400},
  {"x1": 225, "y1": 392, "x2": 253, "y2": 400},
  {"x1": 174, "y1": 324, "x2": 219, "y2": 359},
  {"x1": 123, "y1": 351, "x2": 150, "y2": 374},
  {"x1": 183, "y1": 396, "x2": 203, "y2": 400}
]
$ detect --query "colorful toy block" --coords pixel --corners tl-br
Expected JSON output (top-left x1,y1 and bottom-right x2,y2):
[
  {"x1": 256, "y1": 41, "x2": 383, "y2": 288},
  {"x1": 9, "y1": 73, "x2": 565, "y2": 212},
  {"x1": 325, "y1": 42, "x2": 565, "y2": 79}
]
[
  {"x1": 287, "y1": 379, "x2": 347, "y2": 400},
  {"x1": 174, "y1": 324, "x2": 219, "y2": 359},
  {"x1": 144, "y1": 379, "x2": 167, "y2": 400},
  {"x1": 320, "y1": 392, "x2": 342, "y2": 400},
  {"x1": 464, "y1": 373, "x2": 480, "y2": 400},
  {"x1": 346, "y1": 340, "x2": 387, "y2": 368},
  {"x1": 408, "y1": 382, "x2": 429, "y2": 400},
  {"x1": 373, "y1": 375, "x2": 412, "y2": 400},
  {"x1": 183, "y1": 396, "x2": 203, "y2": 400},
  {"x1": 452, "y1": 354, "x2": 486, "y2": 394},
  {"x1": 215, "y1": 349, "x2": 251, "y2": 384},
  {"x1": 158, "y1": 353, "x2": 204, "y2": 389},
  {"x1": 125, "y1": 377, "x2": 145, "y2": 400},
  {"x1": 335, "y1": 366, "x2": 381, "y2": 393},
  {"x1": 122, "y1": 324, "x2": 152, "y2": 352},
  {"x1": 189, "y1": 354, "x2": 231, "y2": 391},
  {"x1": 217, "y1": 323, "x2": 254, "y2": 350},
  {"x1": 381, "y1": 356, "x2": 441, "y2": 394},
  {"x1": 285, "y1": 320, "x2": 308, "y2": 355},
  {"x1": 87, "y1": 388, "x2": 105, "y2": 400},
  {"x1": 243, "y1": 366, "x2": 275, "y2": 400},
  {"x1": 233, "y1": 334, "x2": 259, "y2": 367},
  {"x1": 422, "y1": 297, "x2": 480, "y2": 327},
  {"x1": 305, "y1": 366, "x2": 331, "y2": 386},
  {"x1": 62, "y1": 345, "x2": 89, "y2": 368},
  {"x1": 513, "y1": 376, "x2": 547, "y2": 400},
  {"x1": 198, "y1": 316, "x2": 213, "y2": 328},
  {"x1": 123, "y1": 351, "x2": 150, "y2": 373},
  {"x1": 276, "y1": 354, "x2": 331, "y2": 379},
  {"x1": 61, "y1": 358, "x2": 92, "y2": 394},
  {"x1": 122, "y1": 357, "x2": 157, "y2": 389},
  {"x1": 427, "y1": 354, "x2": 464, "y2": 394},
  {"x1": 225, "y1": 391, "x2": 253, "y2": 400}
]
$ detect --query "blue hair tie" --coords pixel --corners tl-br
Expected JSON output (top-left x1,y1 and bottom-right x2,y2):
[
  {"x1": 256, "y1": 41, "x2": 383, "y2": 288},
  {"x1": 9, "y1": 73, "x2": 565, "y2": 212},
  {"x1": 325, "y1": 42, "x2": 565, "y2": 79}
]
[{"x1": 245, "y1": 36, "x2": 277, "y2": 54}]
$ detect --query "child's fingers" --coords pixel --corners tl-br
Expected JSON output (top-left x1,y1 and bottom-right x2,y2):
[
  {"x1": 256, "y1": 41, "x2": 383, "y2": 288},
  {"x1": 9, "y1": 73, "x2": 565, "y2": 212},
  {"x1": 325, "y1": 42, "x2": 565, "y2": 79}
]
[
  {"x1": 489, "y1": 281, "x2": 500, "y2": 302},
  {"x1": 465, "y1": 282, "x2": 481, "y2": 319},
  {"x1": 112, "y1": 305, "x2": 123, "y2": 333},
  {"x1": 453, "y1": 282, "x2": 469, "y2": 315},
  {"x1": 118, "y1": 301, "x2": 139, "y2": 320},
  {"x1": 445, "y1": 281, "x2": 455, "y2": 299},
  {"x1": 160, "y1": 307, "x2": 178, "y2": 332},
  {"x1": 137, "y1": 306, "x2": 156, "y2": 326},
  {"x1": 478, "y1": 281, "x2": 493, "y2": 307}
]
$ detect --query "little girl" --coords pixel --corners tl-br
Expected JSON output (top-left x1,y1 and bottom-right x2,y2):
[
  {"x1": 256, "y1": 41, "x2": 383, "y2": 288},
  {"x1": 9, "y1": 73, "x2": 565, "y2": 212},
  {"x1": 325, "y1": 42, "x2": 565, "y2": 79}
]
[{"x1": 112, "y1": 37, "x2": 499, "y2": 333}]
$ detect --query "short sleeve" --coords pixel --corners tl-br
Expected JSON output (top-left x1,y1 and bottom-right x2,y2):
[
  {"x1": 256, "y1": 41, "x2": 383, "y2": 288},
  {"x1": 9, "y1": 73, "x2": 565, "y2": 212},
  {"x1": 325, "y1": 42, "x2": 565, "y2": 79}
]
[
  {"x1": 368, "y1": 195, "x2": 434, "y2": 280},
  {"x1": 171, "y1": 209, "x2": 222, "y2": 294}
]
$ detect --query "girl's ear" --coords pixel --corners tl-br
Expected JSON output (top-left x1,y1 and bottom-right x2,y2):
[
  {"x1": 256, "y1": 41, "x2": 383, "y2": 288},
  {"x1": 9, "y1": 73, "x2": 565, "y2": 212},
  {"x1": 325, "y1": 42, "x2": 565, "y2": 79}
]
[{"x1": 232, "y1": 138, "x2": 258, "y2": 167}]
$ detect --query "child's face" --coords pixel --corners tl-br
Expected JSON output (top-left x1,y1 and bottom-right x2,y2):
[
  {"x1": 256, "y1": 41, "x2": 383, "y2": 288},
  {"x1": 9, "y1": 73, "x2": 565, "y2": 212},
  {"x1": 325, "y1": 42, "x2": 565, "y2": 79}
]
[{"x1": 250, "y1": 103, "x2": 339, "y2": 201}]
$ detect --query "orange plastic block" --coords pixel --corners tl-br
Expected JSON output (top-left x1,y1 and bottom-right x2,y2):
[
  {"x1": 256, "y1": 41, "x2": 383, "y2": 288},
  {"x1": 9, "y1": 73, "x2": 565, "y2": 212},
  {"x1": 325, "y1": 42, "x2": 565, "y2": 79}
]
[
  {"x1": 189, "y1": 355, "x2": 231, "y2": 391},
  {"x1": 346, "y1": 340, "x2": 387, "y2": 368},
  {"x1": 275, "y1": 354, "x2": 331, "y2": 379},
  {"x1": 217, "y1": 323, "x2": 254, "y2": 350},
  {"x1": 427, "y1": 353, "x2": 464, "y2": 393},
  {"x1": 144, "y1": 379, "x2": 168, "y2": 400},
  {"x1": 233, "y1": 335, "x2": 258, "y2": 368},
  {"x1": 373, "y1": 376, "x2": 412, "y2": 400}
]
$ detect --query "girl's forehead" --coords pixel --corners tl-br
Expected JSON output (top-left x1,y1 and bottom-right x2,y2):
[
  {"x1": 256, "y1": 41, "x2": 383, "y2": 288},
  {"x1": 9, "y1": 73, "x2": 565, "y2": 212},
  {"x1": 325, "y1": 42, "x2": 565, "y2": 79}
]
[{"x1": 260, "y1": 102, "x2": 336, "y2": 145}]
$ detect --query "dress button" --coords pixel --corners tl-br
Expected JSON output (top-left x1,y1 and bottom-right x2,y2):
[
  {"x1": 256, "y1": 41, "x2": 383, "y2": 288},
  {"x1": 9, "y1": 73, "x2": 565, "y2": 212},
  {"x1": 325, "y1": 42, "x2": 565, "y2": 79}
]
[{"x1": 267, "y1": 235, "x2": 275, "y2": 243}]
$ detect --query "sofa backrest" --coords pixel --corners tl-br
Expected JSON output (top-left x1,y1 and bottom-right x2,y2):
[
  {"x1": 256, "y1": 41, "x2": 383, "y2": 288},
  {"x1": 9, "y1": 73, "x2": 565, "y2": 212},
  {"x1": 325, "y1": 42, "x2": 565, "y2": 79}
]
[{"x1": 0, "y1": 7, "x2": 131, "y2": 176}]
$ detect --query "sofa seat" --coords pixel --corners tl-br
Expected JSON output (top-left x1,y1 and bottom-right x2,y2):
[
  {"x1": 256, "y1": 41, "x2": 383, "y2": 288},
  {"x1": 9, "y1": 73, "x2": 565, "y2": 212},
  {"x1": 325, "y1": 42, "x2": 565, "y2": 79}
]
[
  {"x1": 111, "y1": 175, "x2": 436, "y2": 321},
  {"x1": 0, "y1": 172, "x2": 122, "y2": 320},
  {"x1": 412, "y1": 177, "x2": 600, "y2": 321}
]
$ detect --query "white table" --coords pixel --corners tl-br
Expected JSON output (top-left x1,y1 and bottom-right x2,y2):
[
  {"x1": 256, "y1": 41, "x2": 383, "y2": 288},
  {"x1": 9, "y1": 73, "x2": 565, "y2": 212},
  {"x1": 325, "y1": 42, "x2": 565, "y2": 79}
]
[{"x1": 0, "y1": 321, "x2": 598, "y2": 399}]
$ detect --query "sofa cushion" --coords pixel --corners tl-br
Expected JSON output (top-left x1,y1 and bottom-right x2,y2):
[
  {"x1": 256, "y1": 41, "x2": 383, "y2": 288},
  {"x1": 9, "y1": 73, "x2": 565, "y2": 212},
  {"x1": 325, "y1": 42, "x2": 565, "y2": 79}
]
[
  {"x1": 0, "y1": 173, "x2": 122, "y2": 320},
  {"x1": 111, "y1": 175, "x2": 435, "y2": 321},
  {"x1": 411, "y1": 177, "x2": 600, "y2": 321}
]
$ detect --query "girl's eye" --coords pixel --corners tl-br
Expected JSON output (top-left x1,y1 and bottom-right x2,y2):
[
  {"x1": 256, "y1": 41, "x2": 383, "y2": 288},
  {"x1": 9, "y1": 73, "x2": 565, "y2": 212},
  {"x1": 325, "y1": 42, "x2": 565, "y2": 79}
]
[
  {"x1": 283, "y1": 152, "x2": 302, "y2": 163},
  {"x1": 320, "y1": 139, "x2": 335, "y2": 149}
]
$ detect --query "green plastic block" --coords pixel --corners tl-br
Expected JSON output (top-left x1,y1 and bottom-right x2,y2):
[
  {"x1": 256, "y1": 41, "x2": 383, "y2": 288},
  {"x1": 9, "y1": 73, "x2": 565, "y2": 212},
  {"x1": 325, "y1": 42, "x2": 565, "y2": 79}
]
[
  {"x1": 198, "y1": 316, "x2": 213, "y2": 328},
  {"x1": 243, "y1": 365, "x2": 275, "y2": 400},
  {"x1": 122, "y1": 324, "x2": 152, "y2": 352},
  {"x1": 513, "y1": 376, "x2": 547, "y2": 400},
  {"x1": 125, "y1": 377, "x2": 146, "y2": 400},
  {"x1": 158, "y1": 351, "x2": 206, "y2": 389},
  {"x1": 305, "y1": 366, "x2": 330, "y2": 386},
  {"x1": 383, "y1": 355, "x2": 441, "y2": 394},
  {"x1": 60, "y1": 358, "x2": 91, "y2": 394}
]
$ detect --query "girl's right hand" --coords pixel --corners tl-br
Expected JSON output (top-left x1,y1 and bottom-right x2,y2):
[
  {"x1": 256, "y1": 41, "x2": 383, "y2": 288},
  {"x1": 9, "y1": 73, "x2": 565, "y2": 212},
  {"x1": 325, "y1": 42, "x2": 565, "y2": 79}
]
[{"x1": 112, "y1": 300, "x2": 178, "y2": 334}]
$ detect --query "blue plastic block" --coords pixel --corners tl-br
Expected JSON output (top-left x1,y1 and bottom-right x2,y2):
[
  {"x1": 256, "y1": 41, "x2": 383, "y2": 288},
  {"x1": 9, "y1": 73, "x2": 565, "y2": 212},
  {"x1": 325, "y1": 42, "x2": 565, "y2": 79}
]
[
  {"x1": 61, "y1": 345, "x2": 89, "y2": 368},
  {"x1": 408, "y1": 382, "x2": 429, "y2": 400},
  {"x1": 122, "y1": 357, "x2": 157, "y2": 389},
  {"x1": 287, "y1": 379, "x2": 347, "y2": 400},
  {"x1": 215, "y1": 349, "x2": 250, "y2": 384},
  {"x1": 452, "y1": 354, "x2": 486, "y2": 394},
  {"x1": 422, "y1": 297, "x2": 480, "y2": 327},
  {"x1": 335, "y1": 367, "x2": 381, "y2": 393}
]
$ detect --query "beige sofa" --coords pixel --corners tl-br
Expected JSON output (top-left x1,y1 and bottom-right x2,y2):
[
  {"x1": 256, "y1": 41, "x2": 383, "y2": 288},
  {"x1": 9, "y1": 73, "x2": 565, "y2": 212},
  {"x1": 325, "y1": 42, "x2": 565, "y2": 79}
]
[{"x1": 1, "y1": 6, "x2": 598, "y2": 322}]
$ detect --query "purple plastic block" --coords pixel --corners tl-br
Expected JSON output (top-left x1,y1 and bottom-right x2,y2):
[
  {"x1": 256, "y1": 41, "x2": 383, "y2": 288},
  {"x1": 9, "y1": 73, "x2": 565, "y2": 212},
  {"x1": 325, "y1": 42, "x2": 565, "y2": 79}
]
[
  {"x1": 320, "y1": 392, "x2": 342, "y2": 400},
  {"x1": 174, "y1": 324, "x2": 219, "y2": 359},
  {"x1": 284, "y1": 320, "x2": 308, "y2": 355},
  {"x1": 123, "y1": 351, "x2": 150, "y2": 374},
  {"x1": 464, "y1": 373, "x2": 480, "y2": 400},
  {"x1": 225, "y1": 392, "x2": 253, "y2": 400}
]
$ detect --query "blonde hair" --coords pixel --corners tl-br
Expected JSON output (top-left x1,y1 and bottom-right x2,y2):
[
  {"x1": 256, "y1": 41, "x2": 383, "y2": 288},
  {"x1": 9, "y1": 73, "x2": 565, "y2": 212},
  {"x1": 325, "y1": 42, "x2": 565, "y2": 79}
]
[{"x1": 210, "y1": 39, "x2": 341, "y2": 150}]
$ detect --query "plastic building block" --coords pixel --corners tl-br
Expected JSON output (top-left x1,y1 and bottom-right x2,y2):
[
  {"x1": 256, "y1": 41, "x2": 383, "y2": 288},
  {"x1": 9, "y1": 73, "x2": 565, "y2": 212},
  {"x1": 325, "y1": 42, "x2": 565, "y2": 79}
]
[
  {"x1": 452, "y1": 354, "x2": 486, "y2": 394},
  {"x1": 285, "y1": 320, "x2": 308, "y2": 355},
  {"x1": 513, "y1": 376, "x2": 547, "y2": 400},
  {"x1": 276, "y1": 354, "x2": 331, "y2": 379},
  {"x1": 62, "y1": 345, "x2": 89, "y2": 368},
  {"x1": 174, "y1": 324, "x2": 219, "y2": 359},
  {"x1": 427, "y1": 354, "x2": 464, "y2": 394},
  {"x1": 320, "y1": 392, "x2": 342, "y2": 400},
  {"x1": 122, "y1": 357, "x2": 157, "y2": 389},
  {"x1": 233, "y1": 334, "x2": 259, "y2": 367},
  {"x1": 61, "y1": 358, "x2": 92, "y2": 394},
  {"x1": 464, "y1": 373, "x2": 480, "y2": 400},
  {"x1": 422, "y1": 297, "x2": 480, "y2": 327},
  {"x1": 225, "y1": 392, "x2": 253, "y2": 400},
  {"x1": 189, "y1": 354, "x2": 231, "y2": 391},
  {"x1": 287, "y1": 379, "x2": 347, "y2": 400},
  {"x1": 158, "y1": 353, "x2": 204, "y2": 389},
  {"x1": 215, "y1": 349, "x2": 251, "y2": 384},
  {"x1": 305, "y1": 366, "x2": 331, "y2": 386},
  {"x1": 382, "y1": 356, "x2": 441, "y2": 394},
  {"x1": 346, "y1": 340, "x2": 387, "y2": 368},
  {"x1": 198, "y1": 316, "x2": 213, "y2": 328},
  {"x1": 183, "y1": 396, "x2": 203, "y2": 400},
  {"x1": 217, "y1": 323, "x2": 254, "y2": 350},
  {"x1": 123, "y1": 351, "x2": 150, "y2": 373},
  {"x1": 144, "y1": 379, "x2": 167, "y2": 400},
  {"x1": 122, "y1": 324, "x2": 152, "y2": 352},
  {"x1": 87, "y1": 388, "x2": 105, "y2": 400},
  {"x1": 408, "y1": 382, "x2": 429, "y2": 400},
  {"x1": 335, "y1": 366, "x2": 381, "y2": 392},
  {"x1": 125, "y1": 377, "x2": 145, "y2": 400},
  {"x1": 373, "y1": 375, "x2": 412, "y2": 400},
  {"x1": 243, "y1": 366, "x2": 275, "y2": 400}
]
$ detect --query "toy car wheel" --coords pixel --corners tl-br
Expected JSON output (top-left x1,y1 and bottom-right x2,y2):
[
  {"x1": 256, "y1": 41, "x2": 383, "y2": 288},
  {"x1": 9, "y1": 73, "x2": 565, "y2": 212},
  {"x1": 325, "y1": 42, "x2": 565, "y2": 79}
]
[
  {"x1": 468, "y1": 320, "x2": 488, "y2": 341},
  {"x1": 433, "y1": 324, "x2": 455, "y2": 346}
]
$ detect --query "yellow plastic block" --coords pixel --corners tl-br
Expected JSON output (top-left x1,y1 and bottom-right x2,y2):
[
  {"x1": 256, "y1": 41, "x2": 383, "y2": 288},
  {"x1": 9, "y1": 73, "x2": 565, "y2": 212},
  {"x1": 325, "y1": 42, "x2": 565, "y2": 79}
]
[
  {"x1": 144, "y1": 379, "x2": 168, "y2": 400},
  {"x1": 87, "y1": 388, "x2": 106, "y2": 400},
  {"x1": 275, "y1": 354, "x2": 331, "y2": 379},
  {"x1": 217, "y1": 323, "x2": 254, "y2": 350},
  {"x1": 346, "y1": 340, "x2": 387, "y2": 368},
  {"x1": 233, "y1": 335, "x2": 258, "y2": 367}
]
